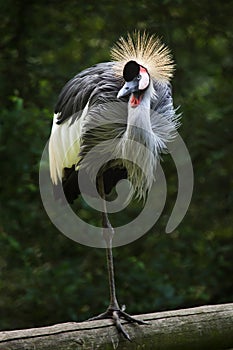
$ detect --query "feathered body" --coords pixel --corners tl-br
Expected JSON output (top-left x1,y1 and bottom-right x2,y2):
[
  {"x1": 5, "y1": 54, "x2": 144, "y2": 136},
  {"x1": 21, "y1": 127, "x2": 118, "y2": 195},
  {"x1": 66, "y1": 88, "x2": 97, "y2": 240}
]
[{"x1": 49, "y1": 32, "x2": 179, "y2": 203}]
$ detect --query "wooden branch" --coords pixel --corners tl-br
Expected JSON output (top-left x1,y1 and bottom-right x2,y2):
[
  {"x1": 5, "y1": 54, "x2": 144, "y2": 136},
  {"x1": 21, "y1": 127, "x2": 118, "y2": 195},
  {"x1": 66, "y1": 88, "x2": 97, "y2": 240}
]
[{"x1": 0, "y1": 303, "x2": 233, "y2": 350}]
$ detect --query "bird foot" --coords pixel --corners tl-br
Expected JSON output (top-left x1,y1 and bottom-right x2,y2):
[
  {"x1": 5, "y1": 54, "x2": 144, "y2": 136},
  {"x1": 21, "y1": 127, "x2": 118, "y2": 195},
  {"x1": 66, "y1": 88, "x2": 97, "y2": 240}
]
[{"x1": 88, "y1": 305, "x2": 147, "y2": 341}]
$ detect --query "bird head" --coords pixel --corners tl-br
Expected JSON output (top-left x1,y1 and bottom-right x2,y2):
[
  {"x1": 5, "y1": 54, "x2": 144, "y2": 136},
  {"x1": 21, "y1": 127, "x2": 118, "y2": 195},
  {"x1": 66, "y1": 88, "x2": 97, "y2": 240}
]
[
  {"x1": 117, "y1": 60, "x2": 150, "y2": 108},
  {"x1": 111, "y1": 31, "x2": 175, "y2": 107}
]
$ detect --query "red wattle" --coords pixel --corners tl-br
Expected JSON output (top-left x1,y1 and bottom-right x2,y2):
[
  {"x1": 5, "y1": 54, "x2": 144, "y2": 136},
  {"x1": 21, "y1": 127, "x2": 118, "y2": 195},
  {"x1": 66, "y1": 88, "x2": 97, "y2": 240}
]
[{"x1": 130, "y1": 95, "x2": 142, "y2": 107}]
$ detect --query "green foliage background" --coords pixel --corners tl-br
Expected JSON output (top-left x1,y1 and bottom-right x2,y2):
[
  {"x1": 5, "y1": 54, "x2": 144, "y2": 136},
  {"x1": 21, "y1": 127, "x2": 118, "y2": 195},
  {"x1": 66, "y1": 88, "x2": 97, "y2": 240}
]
[{"x1": 0, "y1": 0, "x2": 232, "y2": 330}]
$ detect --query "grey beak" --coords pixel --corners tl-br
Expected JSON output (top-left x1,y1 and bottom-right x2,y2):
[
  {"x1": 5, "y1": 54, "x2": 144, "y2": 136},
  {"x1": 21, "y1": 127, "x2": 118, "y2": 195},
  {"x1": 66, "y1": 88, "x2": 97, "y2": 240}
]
[{"x1": 117, "y1": 79, "x2": 139, "y2": 98}]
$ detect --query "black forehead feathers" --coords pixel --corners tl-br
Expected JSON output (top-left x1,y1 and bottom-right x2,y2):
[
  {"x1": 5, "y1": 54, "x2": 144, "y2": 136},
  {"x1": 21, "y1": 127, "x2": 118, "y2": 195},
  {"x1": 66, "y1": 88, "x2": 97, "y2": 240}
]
[{"x1": 123, "y1": 60, "x2": 140, "y2": 81}]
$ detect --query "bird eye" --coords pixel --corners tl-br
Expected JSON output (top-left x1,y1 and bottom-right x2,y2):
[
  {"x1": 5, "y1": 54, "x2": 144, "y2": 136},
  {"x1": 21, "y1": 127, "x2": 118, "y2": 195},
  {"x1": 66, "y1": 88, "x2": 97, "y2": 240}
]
[{"x1": 137, "y1": 74, "x2": 141, "y2": 80}]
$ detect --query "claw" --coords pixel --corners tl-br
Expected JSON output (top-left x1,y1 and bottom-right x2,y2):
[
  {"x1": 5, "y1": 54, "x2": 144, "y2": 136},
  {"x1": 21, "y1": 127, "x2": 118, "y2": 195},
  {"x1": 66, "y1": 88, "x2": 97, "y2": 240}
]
[
  {"x1": 113, "y1": 311, "x2": 131, "y2": 341},
  {"x1": 88, "y1": 311, "x2": 110, "y2": 321},
  {"x1": 87, "y1": 307, "x2": 146, "y2": 340},
  {"x1": 119, "y1": 310, "x2": 149, "y2": 324}
]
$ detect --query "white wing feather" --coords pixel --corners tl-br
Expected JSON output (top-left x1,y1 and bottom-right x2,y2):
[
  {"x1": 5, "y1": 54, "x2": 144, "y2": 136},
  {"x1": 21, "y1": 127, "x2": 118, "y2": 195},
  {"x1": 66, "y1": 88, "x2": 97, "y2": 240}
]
[{"x1": 49, "y1": 102, "x2": 89, "y2": 184}]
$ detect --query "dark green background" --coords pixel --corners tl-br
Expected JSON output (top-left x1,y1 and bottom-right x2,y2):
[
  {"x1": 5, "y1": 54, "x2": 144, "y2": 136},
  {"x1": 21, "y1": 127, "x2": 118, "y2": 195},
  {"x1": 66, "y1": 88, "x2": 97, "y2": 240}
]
[{"x1": 0, "y1": 0, "x2": 232, "y2": 330}]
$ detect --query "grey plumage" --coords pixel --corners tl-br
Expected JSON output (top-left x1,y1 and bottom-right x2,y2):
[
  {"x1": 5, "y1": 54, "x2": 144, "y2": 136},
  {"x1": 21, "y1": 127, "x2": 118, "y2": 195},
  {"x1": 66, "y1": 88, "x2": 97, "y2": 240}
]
[
  {"x1": 50, "y1": 62, "x2": 179, "y2": 202},
  {"x1": 55, "y1": 62, "x2": 124, "y2": 125}
]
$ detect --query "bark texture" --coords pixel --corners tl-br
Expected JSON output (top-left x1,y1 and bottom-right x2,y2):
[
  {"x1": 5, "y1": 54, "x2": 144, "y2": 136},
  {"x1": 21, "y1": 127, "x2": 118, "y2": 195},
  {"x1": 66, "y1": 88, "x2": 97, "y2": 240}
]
[{"x1": 0, "y1": 303, "x2": 232, "y2": 350}]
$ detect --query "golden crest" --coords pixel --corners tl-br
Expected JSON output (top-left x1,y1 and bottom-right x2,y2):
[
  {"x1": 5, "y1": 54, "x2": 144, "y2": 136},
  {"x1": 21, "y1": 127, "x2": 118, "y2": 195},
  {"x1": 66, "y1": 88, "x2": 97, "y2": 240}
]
[{"x1": 111, "y1": 31, "x2": 175, "y2": 83}]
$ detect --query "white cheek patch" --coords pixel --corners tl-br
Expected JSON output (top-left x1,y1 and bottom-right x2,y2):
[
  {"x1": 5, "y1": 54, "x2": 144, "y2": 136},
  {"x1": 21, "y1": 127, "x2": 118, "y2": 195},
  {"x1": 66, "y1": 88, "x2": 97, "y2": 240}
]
[{"x1": 139, "y1": 67, "x2": 150, "y2": 90}]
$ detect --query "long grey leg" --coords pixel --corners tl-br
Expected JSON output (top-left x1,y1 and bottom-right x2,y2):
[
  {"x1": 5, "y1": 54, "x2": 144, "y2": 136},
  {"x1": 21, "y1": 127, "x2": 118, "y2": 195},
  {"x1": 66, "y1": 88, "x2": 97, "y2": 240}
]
[{"x1": 88, "y1": 175, "x2": 147, "y2": 341}]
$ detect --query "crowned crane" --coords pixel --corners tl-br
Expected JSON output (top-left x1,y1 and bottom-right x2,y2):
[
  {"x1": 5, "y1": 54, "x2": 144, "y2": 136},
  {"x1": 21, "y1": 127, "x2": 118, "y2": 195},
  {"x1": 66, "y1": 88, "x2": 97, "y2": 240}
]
[{"x1": 49, "y1": 31, "x2": 179, "y2": 340}]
